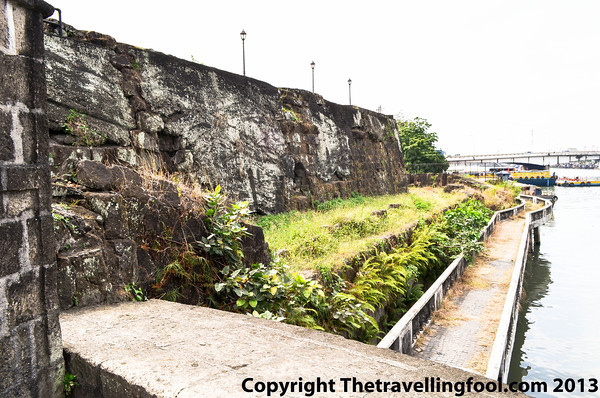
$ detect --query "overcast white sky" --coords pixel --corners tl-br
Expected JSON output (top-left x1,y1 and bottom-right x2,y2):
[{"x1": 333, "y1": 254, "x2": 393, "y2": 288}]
[{"x1": 47, "y1": 0, "x2": 600, "y2": 155}]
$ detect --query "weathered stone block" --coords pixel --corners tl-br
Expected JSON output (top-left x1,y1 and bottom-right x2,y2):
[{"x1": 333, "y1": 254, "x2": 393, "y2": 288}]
[
  {"x1": 40, "y1": 213, "x2": 56, "y2": 262},
  {"x1": 0, "y1": 4, "x2": 8, "y2": 50},
  {"x1": 77, "y1": 159, "x2": 115, "y2": 190},
  {"x1": 106, "y1": 239, "x2": 137, "y2": 285},
  {"x1": 57, "y1": 249, "x2": 110, "y2": 310},
  {"x1": 3, "y1": 190, "x2": 36, "y2": 218},
  {"x1": 109, "y1": 53, "x2": 131, "y2": 70},
  {"x1": 43, "y1": 355, "x2": 67, "y2": 395},
  {"x1": 31, "y1": 319, "x2": 50, "y2": 374},
  {"x1": 371, "y1": 209, "x2": 387, "y2": 218},
  {"x1": 111, "y1": 165, "x2": 143, "y2": 194},
  {"x1": 131, "y1": 129, "x2": 159, "y2": 151},
  {"x1": 0, "y1": 110, "x2": 15, "y2": 162},
  {"x1": 0, "y1": 221, "x2": 23, "y2": 277},
  {"x1": 84, "y1": 192, "x2": 129, "y2": 239},
  {"x1": 64, "y1": 351, "x2": 101, "y2": 398},
  {"x1": 0, "y1": 336, "x2": 17, "y2": 392},
  {"x1": 42, "y1": 263, "x2": 59, "y2": 312},
  {"x1": 6, "y1": 270, "x2": 44, "y2": 327},
  {"x1": 241, "y1": 224, "x2": 271, "y2": 266},
  {"x1": 135, "y1": 247, "x2": 155, "y2": 287},
  {"x1": 25, "y1": 216, "x2": 42, "y2": 267},
  {"x1": 0, "y1": 56, "x2": 34, "y2": 106},
  {"x1": 87, "y1": 115, "x2": 132, "y2": 146},
  {"x1": 44, "y1": 35, "x2": 136, "y2": 130},
  {"x1": 12, "y1": 4, "x2": 34, "y2": 57},
  {"x1": 15, "y1": 101, "x2": 38, "y2": 165},
  {"x1": 49, "y1": 143, "x2": 92, "y2": 175},
  {"x1": 4, "y1": 164, "x2": 41, "y2": 191},
  {"x1": 444, "y1": 183, "x2": 464, "y2": 193},
  {"x1": 100, "y1": 371, "x2": 151, "y2": 398},
  {"x1": 137, "y1": 111, "x2": 164, "y2": 133},
  {"x1": 56, "y1": 256, "x2": 76, "y2": 310}
]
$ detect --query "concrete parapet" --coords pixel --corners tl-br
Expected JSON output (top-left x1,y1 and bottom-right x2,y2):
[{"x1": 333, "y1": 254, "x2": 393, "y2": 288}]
[{"x1": 60, "y1": 299, "x2": 521, "y2": 397}]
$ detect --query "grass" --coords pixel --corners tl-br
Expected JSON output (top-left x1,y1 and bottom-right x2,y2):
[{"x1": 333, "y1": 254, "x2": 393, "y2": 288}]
[{"x1": 255, "y1": 187, "x2": 467, "y2": 273}]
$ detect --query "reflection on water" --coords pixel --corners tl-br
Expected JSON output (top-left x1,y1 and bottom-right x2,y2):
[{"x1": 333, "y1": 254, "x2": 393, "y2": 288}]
[
  {"x1": 508, "y1": 247, "x2": 553, "y2": 383},
  {"x1": 508, "y1": 168, "x2": 600, "y2": 396}
]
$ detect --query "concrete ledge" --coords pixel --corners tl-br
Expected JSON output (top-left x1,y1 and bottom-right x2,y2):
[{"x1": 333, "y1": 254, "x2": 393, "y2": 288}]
[{"x1": 60, "y1": 300, "x2": 520, "y2": 397}]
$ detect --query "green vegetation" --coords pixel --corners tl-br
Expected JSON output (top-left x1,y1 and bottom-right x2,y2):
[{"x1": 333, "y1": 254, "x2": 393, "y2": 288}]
[
  {"x1": 63, "y1": 109, "x2": 106, "y2": 147},
  {"x1": 141, "y1": 175, "x2": 509, "y2": 344},
  {"x1": 151, "y1": 185, "x2": 250, "y2": 303},
  {"x1": 51, "y1": 203, "x2": 73, "y2": 231},
  {"x1": 486, "y1": 181, "x2": 522, "y2": 209},
  {"x1": 397, "y1": 117, "x2": 448, "y2": 173},
  {"x1": 125, "y1": 282, "x2": 147, "y2": 302},
  {"x1": 282, "y1": 106, "x2": 302, "y2": 122},
  {"x1": 439, "y1": 199, "x2": 493, "y2": 260},
  {"x1": 64, "y1": 371, "x2": 78, "y2": 396},
  {"x1": 213, "y1": 196, "x2": 494, "y2": 342},
  {"x1": 256, "y1": 188, "x2": 466, "y2": 273}
]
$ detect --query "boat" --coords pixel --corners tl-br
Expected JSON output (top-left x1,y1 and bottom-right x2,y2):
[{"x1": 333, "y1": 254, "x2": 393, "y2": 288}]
[
  {"x1": 556, "y1": 178, "x2": 600, "y2": 187},
  {"x1": 509, "y1": 170, "x2": 558, "y2": 187},
  {"x1": 533, "y1": 188, "x2": 558, "y2": 203}
]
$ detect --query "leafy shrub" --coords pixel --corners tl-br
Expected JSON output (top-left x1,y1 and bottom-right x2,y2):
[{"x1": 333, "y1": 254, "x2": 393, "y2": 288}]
[
  {"x1": 198, "y1": 185, "x2": 250, "y2": 267},
  {"x1": 125, "y1": 282, "x2": 147, "y2": 301},
  {"x1": 64, "y1": 372, "x2": 78, "y2": 396},
  {"x1": 440, "y1": 199, "x2": 493, "y2": 259},
  {"x1": 151, "y1": 185, "x2": 250, "y2": 303},
  {"x1": 215, "y1": 260, "x2": 378, "y2": 337}
]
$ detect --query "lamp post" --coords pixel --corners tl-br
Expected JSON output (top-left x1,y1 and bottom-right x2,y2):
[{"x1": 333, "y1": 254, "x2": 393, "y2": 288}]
[
  {"x1": 240, "y1": 29, "x2": 246, "y2": 76},
  {"x1": 311, "y1": 61, "x2": 315, "y2": 93},
  {"x1": 348, "y1": 78, "x2": 352, "y2": 105}
]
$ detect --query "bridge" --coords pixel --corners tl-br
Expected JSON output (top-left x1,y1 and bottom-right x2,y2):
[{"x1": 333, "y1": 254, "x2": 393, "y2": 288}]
[{"x1": 447, "y1": 150, "x2": 600, "y2": 168}]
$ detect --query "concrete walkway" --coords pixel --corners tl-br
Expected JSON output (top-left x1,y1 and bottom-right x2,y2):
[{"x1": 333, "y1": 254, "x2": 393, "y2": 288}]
[
  {"x1": 413, "y1": 215, "x2": 526, "y2": 375},
  {"x1": 60, "y1": 300, "x2": 522, "y2": 397}
]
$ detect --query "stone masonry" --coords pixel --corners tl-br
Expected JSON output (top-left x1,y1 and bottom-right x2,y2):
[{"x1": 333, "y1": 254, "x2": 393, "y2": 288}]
[
  {"x1": 43, "y1": 24, "x2": 408, "y2": 214},
  {"x1": 1, "y1": 0, "x2": 63, "y2": 396}
]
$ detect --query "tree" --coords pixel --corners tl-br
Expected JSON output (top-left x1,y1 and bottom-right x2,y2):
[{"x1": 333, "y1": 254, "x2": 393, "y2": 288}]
[{"x1": 397, "y1": 117, "x2": 449, "y2": 173}]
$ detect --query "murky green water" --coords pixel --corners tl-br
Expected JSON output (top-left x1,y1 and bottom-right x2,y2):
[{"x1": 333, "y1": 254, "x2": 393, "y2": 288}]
[{"x1": 508, "y1": 168, "x2": 600, "y2": 396}]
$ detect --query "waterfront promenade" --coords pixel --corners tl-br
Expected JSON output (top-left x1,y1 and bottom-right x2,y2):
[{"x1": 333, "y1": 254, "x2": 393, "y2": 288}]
[{"x1": 414, "y1": 214, "x2": 526, "y2": 374}]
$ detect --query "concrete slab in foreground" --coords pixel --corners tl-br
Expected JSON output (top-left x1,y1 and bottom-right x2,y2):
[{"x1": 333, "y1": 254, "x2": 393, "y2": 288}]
[{"x1": 60, "y1": 300, "x2": 521, "y2": 397}]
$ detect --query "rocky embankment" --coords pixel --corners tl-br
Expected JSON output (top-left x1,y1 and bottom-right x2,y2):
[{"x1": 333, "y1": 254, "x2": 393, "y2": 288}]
[{"x1": 52, "y1": 159, "x2": 269, "y2": 310}]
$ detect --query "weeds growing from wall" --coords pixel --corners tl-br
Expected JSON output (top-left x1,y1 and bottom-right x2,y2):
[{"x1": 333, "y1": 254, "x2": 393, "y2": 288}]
[{"x1": 63, "y1": 109, "x2": 106, "y2": 146}]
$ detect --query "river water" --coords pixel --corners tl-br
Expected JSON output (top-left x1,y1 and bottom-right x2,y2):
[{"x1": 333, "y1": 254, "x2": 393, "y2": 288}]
[{"x1": 508, "y1": 168, "x2": 600, "y2": 396}]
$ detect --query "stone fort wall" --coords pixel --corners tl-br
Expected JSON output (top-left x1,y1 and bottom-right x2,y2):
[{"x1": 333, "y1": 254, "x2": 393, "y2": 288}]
[
  {"x1": 43, "y1": 24, "x2": 408, "y2": 214},
  {"x1": 1, "y1": 0, "x2": 63, "y2": 396}
]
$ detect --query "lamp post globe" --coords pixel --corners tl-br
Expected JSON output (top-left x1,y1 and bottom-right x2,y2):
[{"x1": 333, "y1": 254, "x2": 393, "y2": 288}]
[
  {"x1": 240, "y1": 30, "x2": 247, "y2": 76},
  {"x1": 348, "y1": 78, "x2": 352, "y2": 105},
  {"x1": 311, "y1": 61, "x2": 315, "y2": 93}
]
